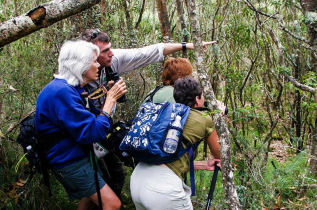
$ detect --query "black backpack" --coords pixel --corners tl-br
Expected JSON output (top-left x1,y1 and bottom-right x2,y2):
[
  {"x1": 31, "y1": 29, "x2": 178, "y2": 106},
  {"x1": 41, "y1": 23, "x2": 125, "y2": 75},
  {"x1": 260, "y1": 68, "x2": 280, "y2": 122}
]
[
  {"x1": 102, "y1": 120, "x2": 136, "y2": 168},
  {"x1": 16, "y1": 115, "x2": 45, "y2": 172},
  {"x1": 16, "y1": 114, "x2": 65, "y2": 195}
]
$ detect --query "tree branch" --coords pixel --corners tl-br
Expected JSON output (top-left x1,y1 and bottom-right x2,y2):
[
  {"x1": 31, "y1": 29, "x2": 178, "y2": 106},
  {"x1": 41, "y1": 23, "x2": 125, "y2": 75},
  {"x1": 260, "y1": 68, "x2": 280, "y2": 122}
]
[
  {"x1": 0, "y1": 0, "x2": 100, "y2": 48},
  {"x1": 135, "y1": 0, "x2": 146, "y2": 29},
  {"x1": 243, "y1": 0, "x2": 277, "y2": 19}
]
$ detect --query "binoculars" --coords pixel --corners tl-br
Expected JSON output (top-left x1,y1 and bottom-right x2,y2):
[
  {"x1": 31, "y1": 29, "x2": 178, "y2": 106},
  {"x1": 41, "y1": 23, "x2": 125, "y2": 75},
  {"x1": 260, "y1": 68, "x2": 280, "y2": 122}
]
[{"x1": 88, "y1": 67, "x2": 127, "y2": 103}]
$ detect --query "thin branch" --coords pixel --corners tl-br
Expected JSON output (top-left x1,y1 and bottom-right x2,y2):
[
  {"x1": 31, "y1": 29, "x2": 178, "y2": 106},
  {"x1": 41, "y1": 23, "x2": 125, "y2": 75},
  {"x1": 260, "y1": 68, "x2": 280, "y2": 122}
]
[
  {"x1": 135, "y1": 0, "x2": 146, "y2": 29},
  {"x1": 284, "y1": 74, "x2": 317, "y2": 94},
  {"x1": 277, "y1": 20, "x2": 310, "y2": 44},
  {"x1": 243, "y1": 0, "x2": 277, "y2": 19}
]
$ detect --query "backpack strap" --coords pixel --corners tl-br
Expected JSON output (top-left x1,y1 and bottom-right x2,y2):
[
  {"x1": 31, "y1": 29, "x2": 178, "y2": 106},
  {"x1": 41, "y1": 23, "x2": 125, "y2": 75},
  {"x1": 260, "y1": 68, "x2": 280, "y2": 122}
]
[
  {"x1": 181, "y1": 136, "x2": 202, "y2": 196},
  {"x1": 185, "y1": 140, "x2": 202, "y2": 196},
  {"x1": 144, "y1": 86, "x2": 163, "y2": 103}
]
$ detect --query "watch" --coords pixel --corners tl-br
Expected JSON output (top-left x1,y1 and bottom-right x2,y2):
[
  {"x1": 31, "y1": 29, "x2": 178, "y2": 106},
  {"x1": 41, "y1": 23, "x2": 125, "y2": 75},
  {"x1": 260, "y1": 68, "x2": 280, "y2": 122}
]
[
  {"x1": 100, "y1": 110, "x2": 112, "y2": 121},
  {"x1": 181, "y1": 42, "x2": 187, "y2": 52}
]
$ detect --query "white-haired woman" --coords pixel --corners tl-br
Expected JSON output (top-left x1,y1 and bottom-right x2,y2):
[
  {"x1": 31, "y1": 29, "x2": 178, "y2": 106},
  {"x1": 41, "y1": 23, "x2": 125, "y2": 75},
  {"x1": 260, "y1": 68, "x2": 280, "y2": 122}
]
[{"x1": 35, "y1": 40, "x2": 126, "y2": 209}]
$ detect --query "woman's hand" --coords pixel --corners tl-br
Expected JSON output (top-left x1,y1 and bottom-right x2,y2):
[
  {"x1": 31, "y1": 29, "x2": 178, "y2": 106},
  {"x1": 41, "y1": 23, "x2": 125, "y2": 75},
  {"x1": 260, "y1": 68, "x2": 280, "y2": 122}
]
[
  {"x1": 216, "y1": 100, "x2": 227, "y2": 116},
  {"x1": 101, "y1": 78, "x2": 127, "y2": 115},
  {"x1": 194, "y1": 159, "x2": 221, "y2": 171},
  {"x1": 104, "y1": 78, "x2": 127, "y2": 102},
  {"x1": 205, "y1": 158, "x2": 221, "y2": 171}
]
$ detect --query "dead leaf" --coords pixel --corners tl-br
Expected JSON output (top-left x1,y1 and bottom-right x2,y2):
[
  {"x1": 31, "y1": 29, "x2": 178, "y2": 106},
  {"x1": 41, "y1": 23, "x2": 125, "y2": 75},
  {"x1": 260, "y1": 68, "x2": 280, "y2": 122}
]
[
  {"x1": 16, "y1": 182, "x2": 24, "y2": 187},
  {"x1": 9, "y1": 85, "x2": 17, "y2": 91},
  {"x1": 277, "y1": 195, "x2": 281, "y2": 206},
  {"x1": 19, "y1": 179, "x2": 26, "y2": 184},
  {"x1": 272, "y1": 204, "x2": 279, "y2": 209},
  {"x1": 261, "y1": 198, "x2": 268, "y2": 210},
  {"x1": 296, "y1": 197, "x2": 307, "y2": 201},
  {"x1": 0, "y1": 130, "x2": 4, "y2": 138}
]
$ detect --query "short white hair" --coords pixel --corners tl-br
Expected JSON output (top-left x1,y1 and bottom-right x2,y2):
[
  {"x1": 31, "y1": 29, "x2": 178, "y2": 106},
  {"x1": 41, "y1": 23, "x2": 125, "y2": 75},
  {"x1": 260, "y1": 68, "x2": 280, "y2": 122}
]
[{"x1": 54, "y1": 40, "x2": 100, "y2": 86}]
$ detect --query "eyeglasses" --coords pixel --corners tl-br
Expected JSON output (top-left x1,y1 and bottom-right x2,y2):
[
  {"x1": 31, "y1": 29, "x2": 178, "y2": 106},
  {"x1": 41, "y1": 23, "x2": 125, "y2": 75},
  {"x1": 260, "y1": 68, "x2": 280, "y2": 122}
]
[{"x1": 90, "y1": 29, "x2": 100, "y2": 40}]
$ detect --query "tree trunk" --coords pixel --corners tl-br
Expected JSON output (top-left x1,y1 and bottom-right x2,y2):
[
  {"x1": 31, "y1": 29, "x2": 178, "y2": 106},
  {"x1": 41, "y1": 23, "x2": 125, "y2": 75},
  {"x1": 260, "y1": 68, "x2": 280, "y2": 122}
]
[
  {"x1": 156, "y1": 0, "x2": 172, "y2": 42},
  {"x1": 135, "y1": 0, "x2": 146, "y2": 29},
  {"x1": 184, "y1": 0, "x2": 241, "y2": 209},
  {"x1": 311, "y1": 113, "x2": 317, "y2": 175},
  {"x1": 0, "y1": 0, "x2": 100, "y2": 48},
  {"x1": 299, "y1": 0, "x2": 317, "y2": 173},
  {"x1": 299, "y1": 0, "x2": 317, "y2": 70},
  {"x1": 99, "y1": 0, "x2": 107, "y2": 24},
  {"x1": 176, "y1": 0, "x2": 188, "y2": 57}
]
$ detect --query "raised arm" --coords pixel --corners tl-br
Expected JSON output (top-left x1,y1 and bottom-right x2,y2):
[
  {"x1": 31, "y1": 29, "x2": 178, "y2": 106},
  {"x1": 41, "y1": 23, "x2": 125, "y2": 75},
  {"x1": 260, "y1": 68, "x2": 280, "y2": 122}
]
[{"x1": 163, "y1": 41, "x2": 217, "y2": 56}]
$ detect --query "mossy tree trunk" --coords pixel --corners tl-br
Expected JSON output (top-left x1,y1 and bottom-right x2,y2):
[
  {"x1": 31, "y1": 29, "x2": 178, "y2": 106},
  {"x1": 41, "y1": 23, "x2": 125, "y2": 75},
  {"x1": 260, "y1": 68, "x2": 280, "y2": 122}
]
[
  {"x1": 299, "y1": 0, "x2": 317, "y2": 71},
  {"x1": 299, "y1": 0, "x2": 317, "y2": 175},
  {"x1": 176, "y1": 0, "x2": 188, "y2": 58},
  {"x1": 185, "y1": 0, "x2": 241, "y2": 209}
]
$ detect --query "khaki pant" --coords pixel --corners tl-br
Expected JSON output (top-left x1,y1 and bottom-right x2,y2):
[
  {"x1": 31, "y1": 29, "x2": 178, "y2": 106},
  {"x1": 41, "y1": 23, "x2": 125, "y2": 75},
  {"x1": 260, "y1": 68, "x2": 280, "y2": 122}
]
[{"x1": 130, "y1": 162, "x2": 192, "y2": 210}]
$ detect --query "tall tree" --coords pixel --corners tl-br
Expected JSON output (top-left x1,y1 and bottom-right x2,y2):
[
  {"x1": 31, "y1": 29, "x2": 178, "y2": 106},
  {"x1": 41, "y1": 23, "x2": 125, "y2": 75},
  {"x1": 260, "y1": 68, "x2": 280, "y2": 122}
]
[
  {"x1": 299, "y1": 0, "x2": 317, "y2": 175},
  {"x1": 176, "y1": 0, "x2": 188, "y2": 57},
  {"x1": 299, "y1": 0, "x2": 317, "y2": 71},
  {"x1": 156, "y1": 0, "x2": 172, "y2": 42},
  {"x1": 0, "y1": 0, "x2": 100, "y2": 48},
  {"x1": 184, "y1": 0, "x2": 241, "y2": 209}
]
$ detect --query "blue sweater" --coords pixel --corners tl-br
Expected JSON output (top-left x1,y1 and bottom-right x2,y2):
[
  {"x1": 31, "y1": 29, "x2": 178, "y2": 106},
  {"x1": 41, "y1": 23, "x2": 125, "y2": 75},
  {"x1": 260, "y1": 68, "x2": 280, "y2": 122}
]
[{"x1": 35, "y1": 79, "x2": 110, "y2": 168}]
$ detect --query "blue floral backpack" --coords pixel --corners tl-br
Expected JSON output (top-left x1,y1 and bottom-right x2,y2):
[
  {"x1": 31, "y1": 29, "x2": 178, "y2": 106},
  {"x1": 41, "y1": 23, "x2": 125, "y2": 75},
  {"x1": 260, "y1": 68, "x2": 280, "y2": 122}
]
[{"x1": 119, "y1": 101, "x2": 201, "y2": 195}]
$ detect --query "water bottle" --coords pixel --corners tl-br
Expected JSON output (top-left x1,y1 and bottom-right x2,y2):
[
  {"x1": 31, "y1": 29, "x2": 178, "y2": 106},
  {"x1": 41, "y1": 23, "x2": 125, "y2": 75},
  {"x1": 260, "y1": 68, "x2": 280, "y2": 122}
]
[{"x1": 163, "y1": 115, "x2": 182, "y2": 154}]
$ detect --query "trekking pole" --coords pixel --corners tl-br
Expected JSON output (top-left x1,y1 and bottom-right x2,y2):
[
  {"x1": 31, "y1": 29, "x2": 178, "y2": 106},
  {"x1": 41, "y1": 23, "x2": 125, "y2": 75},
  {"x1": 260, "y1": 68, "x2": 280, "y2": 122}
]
[
  {"x1": 91, "y1": 149, "x2": 103, "y2": 210},
  {"x1": 206, "y1": 165, "x2": 220, "y2": 210}
]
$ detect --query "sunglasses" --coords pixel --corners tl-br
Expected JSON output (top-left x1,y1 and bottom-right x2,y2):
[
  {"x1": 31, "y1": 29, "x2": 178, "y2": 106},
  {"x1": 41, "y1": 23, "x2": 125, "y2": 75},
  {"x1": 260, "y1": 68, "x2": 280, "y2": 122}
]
[{"x1": 90, "y1": 29, "x2": 100, "y2": 40}]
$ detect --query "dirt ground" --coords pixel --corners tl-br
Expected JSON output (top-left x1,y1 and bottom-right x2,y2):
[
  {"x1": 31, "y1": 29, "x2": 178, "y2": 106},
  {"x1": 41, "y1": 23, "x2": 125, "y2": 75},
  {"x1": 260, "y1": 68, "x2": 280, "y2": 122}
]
[{"x1": 269, "y1": 140, "x2": 288, "y2": 162}]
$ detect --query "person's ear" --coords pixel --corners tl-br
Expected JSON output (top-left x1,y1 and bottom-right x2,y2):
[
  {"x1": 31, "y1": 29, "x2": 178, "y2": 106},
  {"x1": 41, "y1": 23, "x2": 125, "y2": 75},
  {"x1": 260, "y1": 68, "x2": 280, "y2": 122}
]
[{"x1": 194, "y1": 96, "x2": 199, "y2": 107}]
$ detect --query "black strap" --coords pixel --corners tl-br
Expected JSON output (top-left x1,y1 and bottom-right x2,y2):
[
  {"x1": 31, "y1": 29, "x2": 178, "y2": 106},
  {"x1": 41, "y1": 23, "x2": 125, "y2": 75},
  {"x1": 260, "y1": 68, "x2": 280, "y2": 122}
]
[
  {"x1": 37, "y1": 132, "x2": 67, "y2": 151},
  {"x1": 144, "y1": 86, "x2": 163, "y2": 103},
  {"x1": 192, "y1": 107, "x2": 210, "y2": 112},
  {"x1": 182, "y1": 42, "x2": 187, "y2": 58},
  {"x1": 206, "y1": 165, "x2": 220, "y2": 209}
]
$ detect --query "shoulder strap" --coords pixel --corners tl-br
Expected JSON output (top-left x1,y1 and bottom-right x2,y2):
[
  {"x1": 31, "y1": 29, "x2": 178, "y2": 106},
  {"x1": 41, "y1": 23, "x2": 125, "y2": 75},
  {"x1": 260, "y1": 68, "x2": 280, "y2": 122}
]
[
  {"x1": 185, "y1": 139, "x2": 203, "y2": 196},
  {"x1": 144, "y1": 86, "x2": 163, "y2": 103}
]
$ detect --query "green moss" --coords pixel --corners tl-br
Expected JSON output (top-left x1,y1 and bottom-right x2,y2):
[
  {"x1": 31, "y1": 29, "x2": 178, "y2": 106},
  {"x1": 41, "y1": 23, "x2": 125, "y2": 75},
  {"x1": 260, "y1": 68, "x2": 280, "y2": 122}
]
[{"x1": 305, "y1": 12, "x2": 317, "y2": 24}]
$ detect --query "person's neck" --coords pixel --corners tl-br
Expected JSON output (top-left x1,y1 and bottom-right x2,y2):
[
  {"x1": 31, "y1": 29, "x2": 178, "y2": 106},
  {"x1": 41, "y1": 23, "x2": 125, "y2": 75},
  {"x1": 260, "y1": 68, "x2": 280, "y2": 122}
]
[{"x1": 98, "y1": 66, "x2": 104, "y2": 72}]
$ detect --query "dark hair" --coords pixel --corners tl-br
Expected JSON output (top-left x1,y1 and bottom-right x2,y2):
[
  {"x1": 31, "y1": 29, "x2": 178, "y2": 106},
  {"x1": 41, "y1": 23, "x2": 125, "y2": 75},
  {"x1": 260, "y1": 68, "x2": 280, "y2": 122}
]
[
  {"x1": 79, "y1": 29, "x2": 110, "y2": 44},
  {"x1": 173, "y1": 76, "x2": 202, "y2": 108},
  {"x1": 162, "y1": 57, "x2": 193, "y2": 86}
]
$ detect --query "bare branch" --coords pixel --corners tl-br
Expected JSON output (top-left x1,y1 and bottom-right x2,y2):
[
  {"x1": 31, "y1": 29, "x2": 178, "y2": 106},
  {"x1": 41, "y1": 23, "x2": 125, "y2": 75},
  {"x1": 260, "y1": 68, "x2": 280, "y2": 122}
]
[
  {"x1": 284, "y1": 73, "x2": 317, "y2": 94},
  {"x1": 277, "y1": 20, "x2": 310, "y2": 44},
  {"x1": 243, "y1": 0, "x2": 277, "y2": 19}
]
